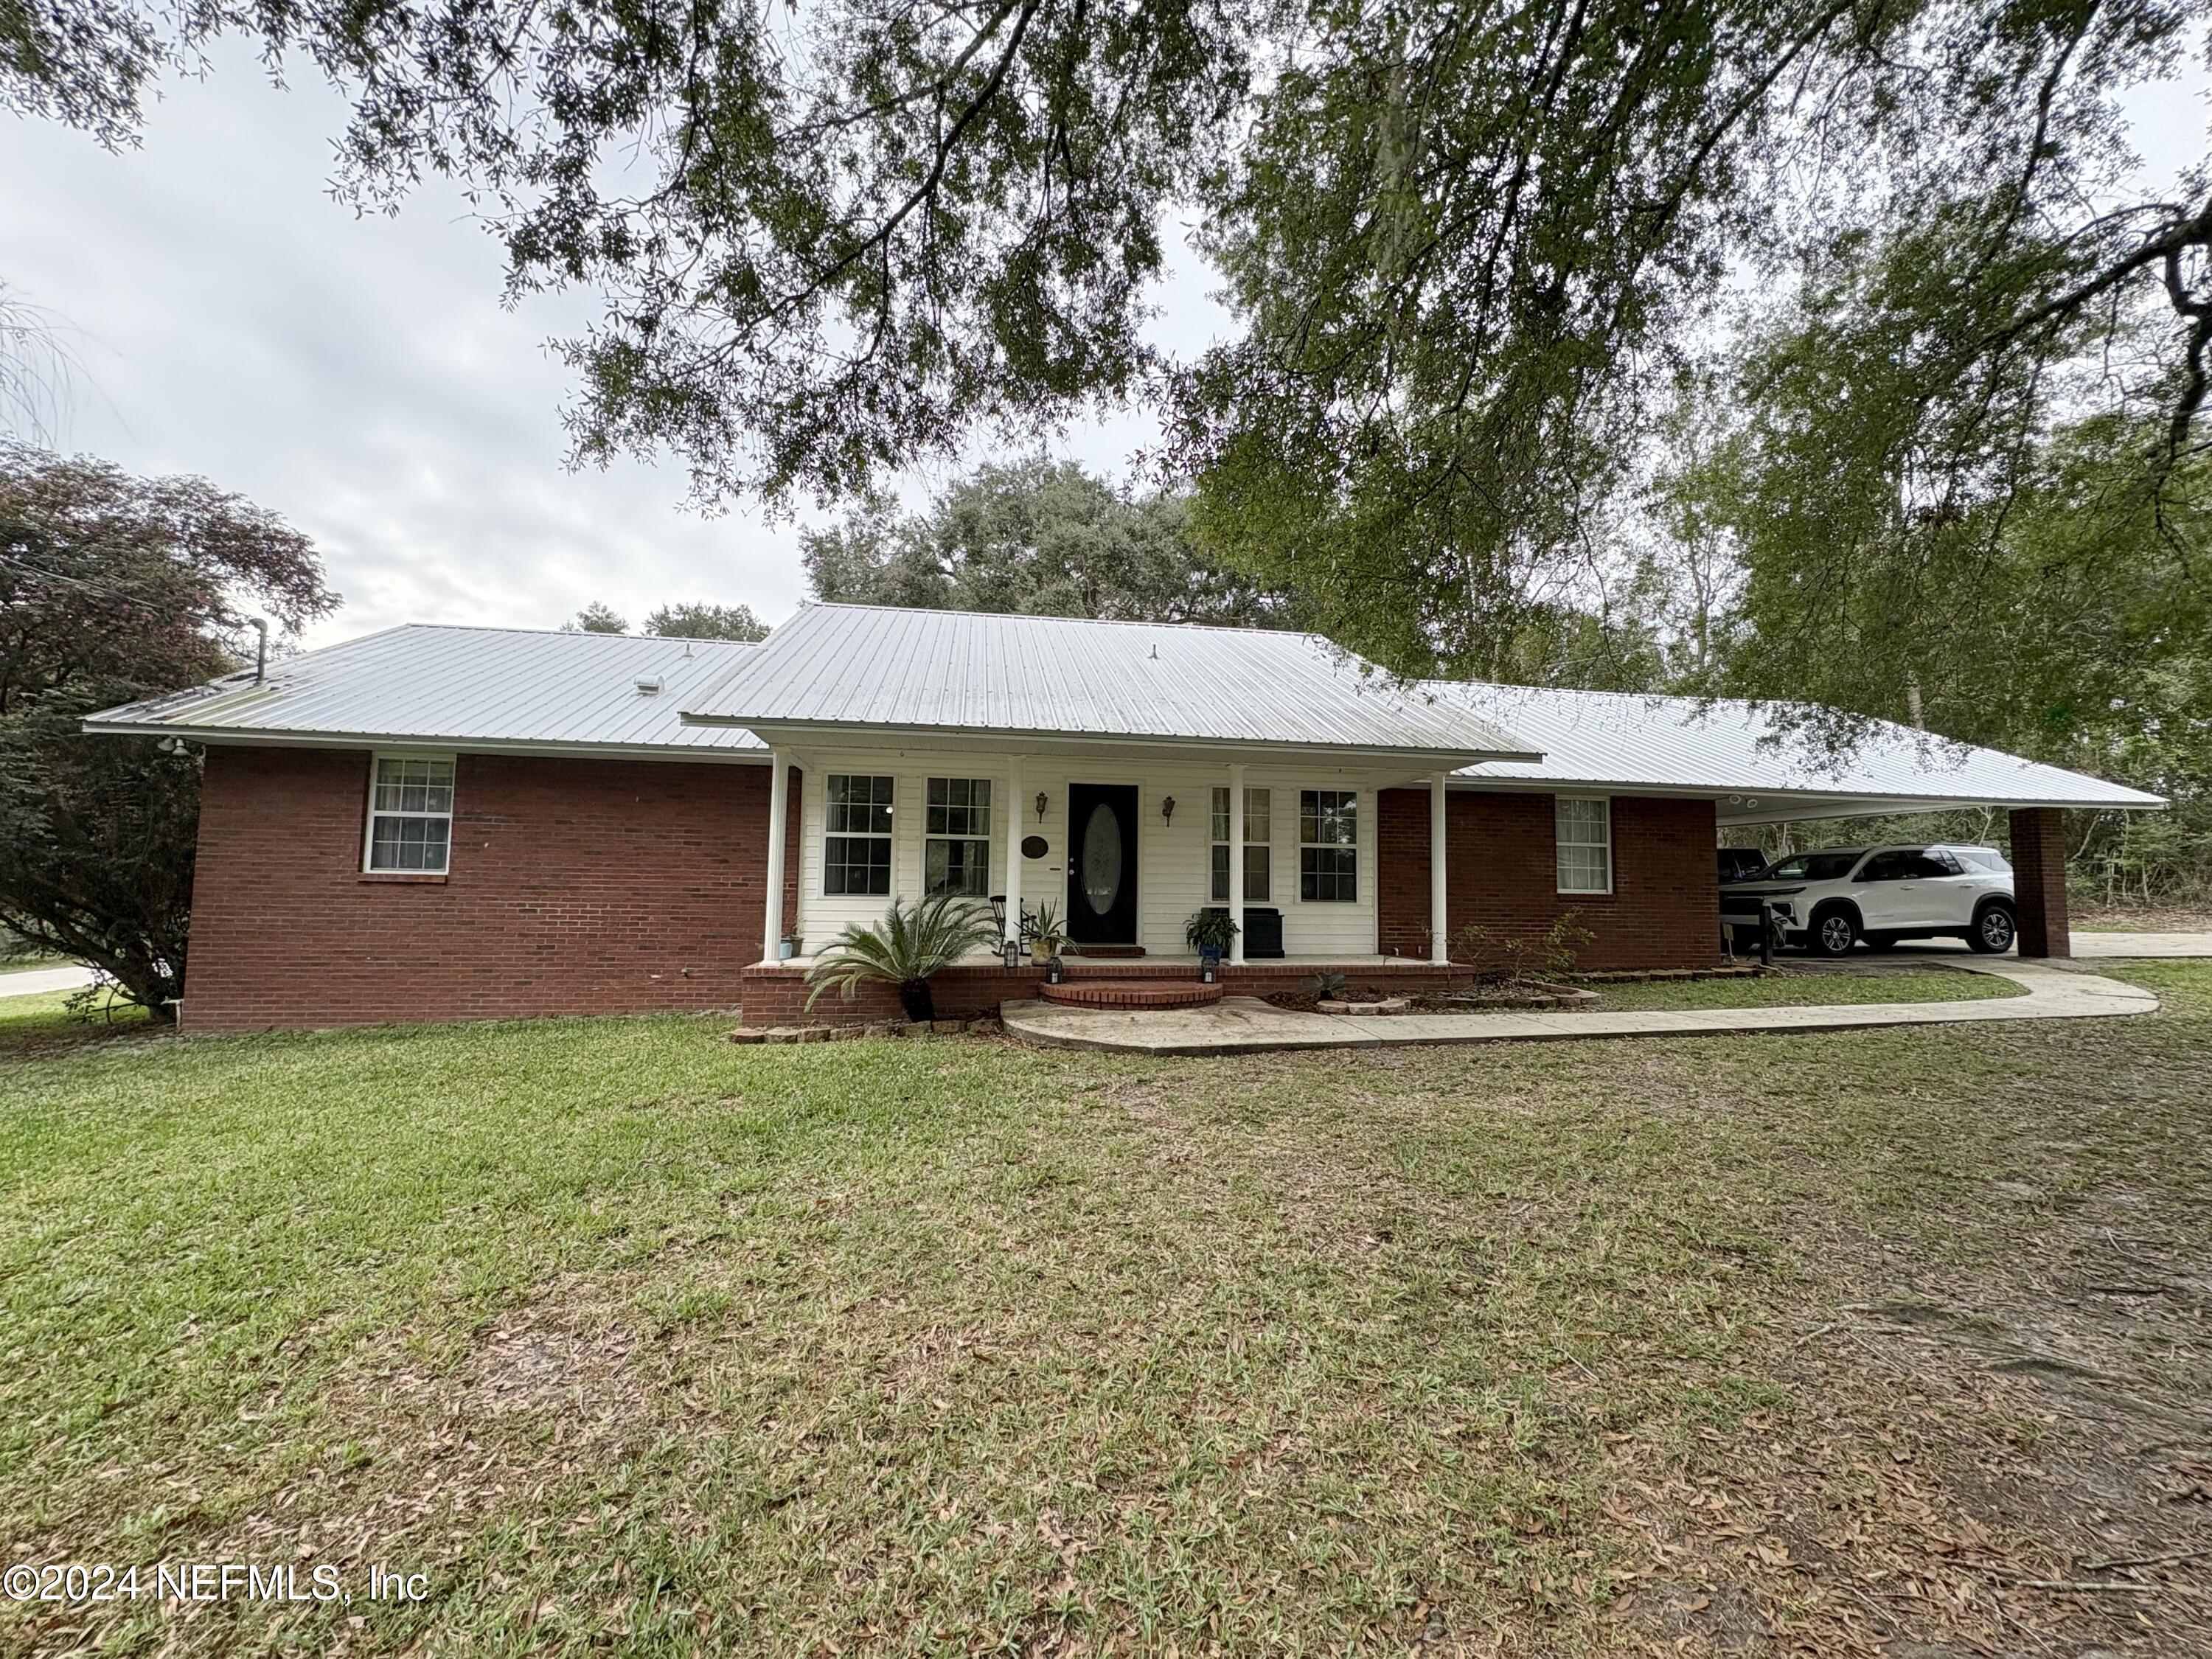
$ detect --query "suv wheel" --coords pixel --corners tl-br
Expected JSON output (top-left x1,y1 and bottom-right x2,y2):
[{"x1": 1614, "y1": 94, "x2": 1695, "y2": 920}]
[
  {"x1": 1810, "y1": 907, "x2": 1859, "y2": 958},
  {"x1": 1969, "y1": 900, "x2": 2016, "y2": 955}
]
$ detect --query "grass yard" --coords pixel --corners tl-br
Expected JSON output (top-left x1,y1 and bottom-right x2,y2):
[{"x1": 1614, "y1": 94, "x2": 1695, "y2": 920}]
[
  {"x1": 1582, "y1": 965, "x2": 2020, "y2": 1012},
  {"x1": 1, "y1": 965, "x2": 2207, "y2": 1657}
]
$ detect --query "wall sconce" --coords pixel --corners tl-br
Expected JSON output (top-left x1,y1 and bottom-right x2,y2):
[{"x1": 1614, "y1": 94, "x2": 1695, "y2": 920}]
[
  {"x1": 1161, "y1": 795, "x2": 1176, "y2": 825},
  {"x1": 1034, "y1": 791, "x2": 1048, "y2": 823}
]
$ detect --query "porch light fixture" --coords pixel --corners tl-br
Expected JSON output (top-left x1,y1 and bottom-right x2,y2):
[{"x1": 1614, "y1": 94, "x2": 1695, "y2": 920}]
[
  {"x1": 1034, "y1": 791, "x2": 1048, "y2": 823},
  {"x1": 1161, "y1": 795, "x2": 1176, "y2": 825}
]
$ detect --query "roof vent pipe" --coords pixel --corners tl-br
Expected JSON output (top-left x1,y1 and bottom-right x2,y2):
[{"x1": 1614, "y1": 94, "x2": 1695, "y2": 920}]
[{"x1": 248, "y1": 617, "x2": 268, "y2": 683}]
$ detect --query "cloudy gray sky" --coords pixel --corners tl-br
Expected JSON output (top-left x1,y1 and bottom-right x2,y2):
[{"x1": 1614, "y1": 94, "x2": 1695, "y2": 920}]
[{"x1": 1, "y1": 45, "x2": 2201, "y2": 649}]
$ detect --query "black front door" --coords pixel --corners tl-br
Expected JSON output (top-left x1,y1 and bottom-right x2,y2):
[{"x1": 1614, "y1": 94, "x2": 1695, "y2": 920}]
[{"x1": 1065, "y1": 784, "x2": 1138, "y2": 944}]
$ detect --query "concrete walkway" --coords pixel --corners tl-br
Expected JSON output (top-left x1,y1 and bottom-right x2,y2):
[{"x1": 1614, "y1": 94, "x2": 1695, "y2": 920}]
[
  {"x1": 2068, "y1": 930, "x2": 2212, "y2": 958},
  {"x1": 1001, "y1": 959, "x2": 2159, "y2": 1056},
  {"x1": 0, "y1": 963, "x2": 97, "y2": 1000}
]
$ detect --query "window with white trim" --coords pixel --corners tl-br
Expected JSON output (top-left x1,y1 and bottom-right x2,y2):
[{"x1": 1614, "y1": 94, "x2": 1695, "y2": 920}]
[
  {"x1": 1210, "y1": 787, "x2": 1271, "y2": 903},
  {"x1": 1298, "y1": 789, "x2": 1358, "y2": 902},
  {"x1": 1555, "y1": 796, "x2": 1613, "y2": 894},
  {"x1": 364, "y1": 755, "x2": 455, "y2": 873},
  {"x1": 825, "y1": 774, "x2": 894, "y2": 896},
  {"x1": 924, "y1": 776, "x2": 992, "y2": 897}
]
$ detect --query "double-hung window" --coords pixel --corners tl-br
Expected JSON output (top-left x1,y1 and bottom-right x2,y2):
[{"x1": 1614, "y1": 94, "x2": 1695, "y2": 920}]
[
  {"x1": 1555, "y1": 796, "x2": 1613, "y2": 894},
  {"x1": 1209, "y1": 787, "x2": 1272, "y2": 903},
  {"x1": 364, "y1": 754, "x2": 455, "y2": 873},
  {"x1": 825, "y1": 774, "x2": 894, "y2": 896},
  {"x1": 924, "y1": 777, "x2": 992, "y2": 897},
  {"x1": 1298, "y1": 790, "x2": 1358, "y2": 902}
]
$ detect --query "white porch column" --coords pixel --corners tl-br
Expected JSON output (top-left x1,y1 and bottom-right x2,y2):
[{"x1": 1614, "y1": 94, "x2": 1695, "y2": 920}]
[
  {"x1": 1228, "y1": 762, "x2": 1247, "y2": 965},
  {"x1": 1430, "y1": 771, "x2": 1450, "y2": 964},
  {"x1": 763, "y1": 748, "x2": 790, "y2": 964},
  {"x1": 1004, "y1": 754, "x2": 1023, "y2": 950}
]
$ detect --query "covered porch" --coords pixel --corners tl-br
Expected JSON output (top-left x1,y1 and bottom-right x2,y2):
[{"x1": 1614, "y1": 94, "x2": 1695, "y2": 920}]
[{"x1": 748, "y1": 740, "x2": 1469, "y2": 970}]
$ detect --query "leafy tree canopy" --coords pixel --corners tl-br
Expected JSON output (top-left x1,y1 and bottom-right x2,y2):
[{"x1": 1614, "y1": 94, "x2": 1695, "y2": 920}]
[
  {"x1": 801, "y1": 456, "x2": 1284, "y2": 625},
  {"x1": 0, "y1": 444, "x2": 336, "y2": 1014},
  {"x1": 644, "y1": 601, "x2": 769, "y2": 641},
  {"x1": 12, "y1": 0, "x2": 2208, "y2": 678},
  {"x1": 563, "y1": 601, "x2": 630, "y2": 634},
  {"x1": 562, "y1": 599, "x2": 771, "y2": 639}
]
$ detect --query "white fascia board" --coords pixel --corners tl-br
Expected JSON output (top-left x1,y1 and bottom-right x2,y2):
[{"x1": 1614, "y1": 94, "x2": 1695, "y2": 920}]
[
  {"x1": 709, "y1": 717, "x2": 1536, "y2": 768},
  {"x1": 77, "y1": 723, "x2": 771, "y2": 765},
  {"x1": 1451, "y1": 776, "x2": 2166, "y2": 818}
]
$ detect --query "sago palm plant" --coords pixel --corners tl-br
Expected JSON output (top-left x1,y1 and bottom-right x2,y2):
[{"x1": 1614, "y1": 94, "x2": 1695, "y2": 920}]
[{"x1": 804, "y1": 892, "x2": 1003, "y2": 1023}]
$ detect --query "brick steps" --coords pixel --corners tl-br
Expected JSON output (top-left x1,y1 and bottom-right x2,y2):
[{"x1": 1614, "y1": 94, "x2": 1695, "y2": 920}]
[{"x1": 1039, "y1": 979, "x2": 1225, "y2": 1010}]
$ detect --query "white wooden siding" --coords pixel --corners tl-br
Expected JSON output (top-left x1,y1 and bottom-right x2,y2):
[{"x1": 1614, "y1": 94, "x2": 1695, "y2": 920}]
[{"x1": 784, "y1": 743, "x2": 1402, "y2": 958}]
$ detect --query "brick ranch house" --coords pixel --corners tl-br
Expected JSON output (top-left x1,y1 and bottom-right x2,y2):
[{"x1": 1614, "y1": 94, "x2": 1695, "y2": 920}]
[{"x1": 86, "y1": 603, "x2": 2161, "y2": 1032}]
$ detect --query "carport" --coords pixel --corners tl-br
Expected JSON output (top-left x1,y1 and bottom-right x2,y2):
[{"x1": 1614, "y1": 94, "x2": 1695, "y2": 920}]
[{"x1": 1426, "y1": 682, "x2": 2167, "y2": 962}]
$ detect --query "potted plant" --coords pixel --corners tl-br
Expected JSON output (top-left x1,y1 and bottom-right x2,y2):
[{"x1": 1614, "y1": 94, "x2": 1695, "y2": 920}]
[
  {"x1": 1024, "y1": 900, "x2": 1064, "y2": 966},
  {"x1": 804, "y1": 894, "x2": 1001, "y2": 1023},
  {"x1": 1185, "y1": 908, "x2": 1239, "y2": 964}
]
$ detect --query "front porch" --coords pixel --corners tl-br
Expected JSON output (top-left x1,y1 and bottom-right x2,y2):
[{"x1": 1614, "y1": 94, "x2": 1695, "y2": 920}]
[
  {"x1": 737, "y1": 953, "x2": 1464, "y2": 1028},
  {"x1": 754, "y1": 740, "x2": 1463, "y2": 971}
]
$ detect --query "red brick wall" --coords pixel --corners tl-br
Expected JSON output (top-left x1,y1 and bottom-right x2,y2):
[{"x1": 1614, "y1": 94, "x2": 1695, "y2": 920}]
[
  {"x1": 1378, "y1": 789, "x2": 1722, "y2": 972},
  {"x1": 739, "y1": 960, "x2": 1462, "y2": 1026},
  {"x1": 2007, "y1": 806, "x2": 2071, "y2": 958},
  {"x1": 184, "y1": 747, "x2": 797, "y2": 1032}
]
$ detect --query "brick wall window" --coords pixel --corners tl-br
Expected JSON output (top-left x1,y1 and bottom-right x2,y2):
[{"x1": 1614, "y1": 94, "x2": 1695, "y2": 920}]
[
  {"x1": 1555, "y1": 796, "x2": 1613, "y2": 894},
  {"x1": 1299, "y1": 789, "x2": 1357, "y2": 902},
  {"x1": 825, "y1": 773, "x2": 894, "y2": 895},
  {"x1": 1210, "y1": 787, "x2": 1272, "y2": 902},
  {"x1": 364, "y1": 754, "x2": 454, "y2": 872},
  {"x1": 924, "y1": 776, "x2": 992, "y2": 897}
]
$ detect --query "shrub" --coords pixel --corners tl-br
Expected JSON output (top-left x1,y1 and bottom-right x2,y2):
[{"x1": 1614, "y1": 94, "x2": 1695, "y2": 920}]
[{"x1": 804, "y1": 894, "x2": 1001, "y2": 1023}]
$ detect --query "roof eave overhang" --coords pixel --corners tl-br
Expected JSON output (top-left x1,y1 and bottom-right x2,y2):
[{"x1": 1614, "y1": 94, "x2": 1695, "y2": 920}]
[
  {"x1": 1451, "y1": 773, "x2": 2165, "y2": 818},
  {"x1": 683, "y1": 713, "x2": 1540, "y2": 767},
  {"x1": 78, "y1": 720, "x2": 769, "y2": 765}
]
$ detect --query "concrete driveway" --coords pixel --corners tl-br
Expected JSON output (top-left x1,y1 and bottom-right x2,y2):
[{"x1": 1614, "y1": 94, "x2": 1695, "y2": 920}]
[{"x1": 0, "y1": 963, "x2": 98, "y2": 999}]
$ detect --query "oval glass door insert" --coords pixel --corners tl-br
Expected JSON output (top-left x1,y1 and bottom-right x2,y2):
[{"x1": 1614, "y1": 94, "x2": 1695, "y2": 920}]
[{"x1": 1081, "y1": 803, "x2": 1122, "y2": 915}]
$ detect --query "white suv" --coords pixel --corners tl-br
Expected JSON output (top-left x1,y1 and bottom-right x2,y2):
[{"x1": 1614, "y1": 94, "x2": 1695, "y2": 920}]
[{"x1": 1721, "y1": 844, "x2": 2017, "y2": 958}]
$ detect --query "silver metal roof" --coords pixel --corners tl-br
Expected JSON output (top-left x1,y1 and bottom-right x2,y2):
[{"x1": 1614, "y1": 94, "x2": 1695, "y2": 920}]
[
  {"x1": 85, "y1": 625, "x2": 767, "y2": 757},
  {"x1": 679, "y1": 602, "x2": 1540, "y2": 759},
  {"x1": 1433, "y1": 681, "x2": 2163, "y2": 818}
]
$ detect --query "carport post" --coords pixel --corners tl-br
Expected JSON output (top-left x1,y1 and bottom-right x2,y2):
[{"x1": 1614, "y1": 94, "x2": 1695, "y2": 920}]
[{"x1": 2009, "y1": 807, "x2": 2072, "y2": 959}]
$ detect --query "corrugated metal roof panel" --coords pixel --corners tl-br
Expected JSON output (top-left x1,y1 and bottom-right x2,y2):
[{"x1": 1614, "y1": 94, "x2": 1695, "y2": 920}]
[
  {"x1": 679, "y1": 603, "x2": 1540, "y2": 757},
  {"x1": 86, "y1": 626, "x2": 766, "y2": 754},
  {"x1": 1433, "y1": 682, "x2": 2163, "y2": 809}
]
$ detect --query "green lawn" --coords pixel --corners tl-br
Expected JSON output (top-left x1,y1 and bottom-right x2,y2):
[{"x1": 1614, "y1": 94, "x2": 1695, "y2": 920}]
[
  {"x1": 1585, "y1": 965, "x2": 2020, "y2": 1012},
  {"x1": 2, "y1": 964, "x2": 2207, "y2": 1655},
  {"x1": 0, "y1": 953, "x2": 64, "y2": 977}
]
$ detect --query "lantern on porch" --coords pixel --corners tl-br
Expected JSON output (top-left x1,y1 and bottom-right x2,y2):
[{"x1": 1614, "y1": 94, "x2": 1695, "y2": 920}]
[
  {"x1": 1046, "y1": 954, "x2": 1066, "y2": 984},
  {"x1": 1002, "y1": 935, "x2": 1023, "y2": 970},
  {"x1": 1199, "y1": 956, "x2": 1217, "y2": 984}
]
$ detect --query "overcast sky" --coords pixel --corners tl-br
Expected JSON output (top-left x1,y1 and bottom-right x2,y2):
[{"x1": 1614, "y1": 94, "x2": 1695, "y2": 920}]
[{"x1": 1, "y1": 44, "x2": 2202, "y2": 649}]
